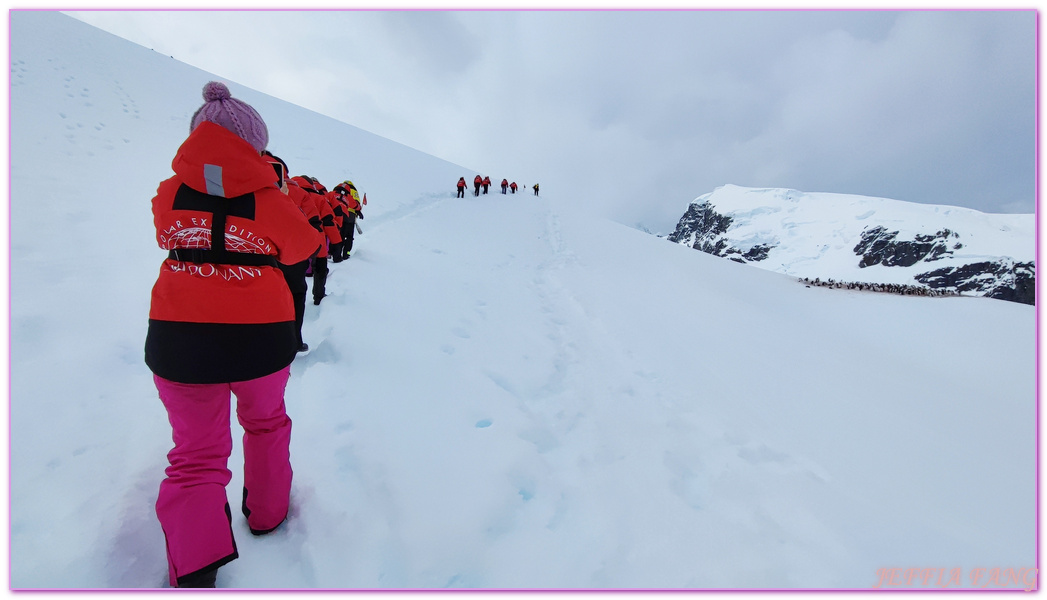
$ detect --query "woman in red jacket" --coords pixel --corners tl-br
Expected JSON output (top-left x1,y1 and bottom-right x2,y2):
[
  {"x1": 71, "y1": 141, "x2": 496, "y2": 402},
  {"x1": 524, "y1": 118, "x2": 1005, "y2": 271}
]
[{"x1": 145, "y1": 82, "x2": 322, "y2": 588}]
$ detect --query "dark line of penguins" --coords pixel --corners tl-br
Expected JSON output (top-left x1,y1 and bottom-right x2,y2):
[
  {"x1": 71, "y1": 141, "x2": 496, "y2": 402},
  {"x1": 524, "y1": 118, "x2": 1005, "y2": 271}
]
[{"x1": 799, "y1": 277, "x2": 961, "y2": 298}]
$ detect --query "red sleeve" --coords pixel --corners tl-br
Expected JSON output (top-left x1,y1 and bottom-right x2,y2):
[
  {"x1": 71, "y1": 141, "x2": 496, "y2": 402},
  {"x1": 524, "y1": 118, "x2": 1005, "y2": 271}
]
[{"x1": 255, "y1": 188, "x2": 324, "y2": 265}]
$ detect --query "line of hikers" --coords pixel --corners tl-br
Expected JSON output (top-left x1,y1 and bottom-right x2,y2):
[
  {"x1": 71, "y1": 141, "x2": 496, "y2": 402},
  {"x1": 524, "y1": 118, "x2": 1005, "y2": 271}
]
[
  {"x1": 275, "y1": 167, "x2": 366, "y2": 319},
  {"x1": 457, "y1": 175, "x2": 539, "y2": 197},
  {"x1": 144, "y1": 81, "x2": 368, "y2": 588}
]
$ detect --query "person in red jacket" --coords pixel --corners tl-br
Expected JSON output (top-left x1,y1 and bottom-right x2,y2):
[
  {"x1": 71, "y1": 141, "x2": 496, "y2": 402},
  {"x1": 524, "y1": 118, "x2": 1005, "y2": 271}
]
[
  {"x1": 332, "y1": 181, "x2": 363, "y2": 261},
  {"x1": 327, "y1": 184, "x2": 352, "y2": 263},
  {"x1": 456, "y1": 177, "x2": 467, "y2": 198},
  {"x1": 510, "y1": 181, "x2": 518, "y2": 194},
  {"x1": 284, "y1": 176, "x2": 322, "y2": 232},
  {"x1": 500, "y1": 178, "x2": 508, "y2": 194},
  {"x1": 341, "y1": 183, "x2": 363, "y2": 259},
  {"x1": 144, "y1": 82, "x2": 323, "y2": 588},
  {"x1": 291, "y1": 175, "x2": 341, "y2": 304},
  {"x1": 482, "y1": 176, "x2": 491, "y2": 195},
  {"x1": 263, "y1": 151, "x2": 316, "y2": 353},
  {"x1": 473, "y1": 174, "x2": 482, "y2": 197},
  {"x1": 285, "y1": 175, "x2": 322, "y2": 277}
]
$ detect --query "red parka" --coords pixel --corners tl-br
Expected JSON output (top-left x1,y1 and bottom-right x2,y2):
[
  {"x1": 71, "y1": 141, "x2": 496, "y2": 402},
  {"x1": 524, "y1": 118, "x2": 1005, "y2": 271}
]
[
  {"x1": 292, "y1": 176, "x2": 341, "y2": 257},
  {"x1": 331, "y1": 181, "x2": 362, "y2": 217},
  {"x1": 145, "y1": 122, "x2": 323, "y2": 383},
  {"x1": 285, "y1": 177, "x2": 322, "y2": 231},
  {"x1": 326, "y1": 189, "x2": 348, "y2": 228}
]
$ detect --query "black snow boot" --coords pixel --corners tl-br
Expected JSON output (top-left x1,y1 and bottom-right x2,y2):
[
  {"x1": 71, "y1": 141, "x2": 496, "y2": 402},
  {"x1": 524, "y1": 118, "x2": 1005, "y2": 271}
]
[
  {"x1": 179, "y1": 567, "x2": 218, "y2": 588},
  {"x1": 249, "y1": 516, "x2": 287, "y2": 536}
]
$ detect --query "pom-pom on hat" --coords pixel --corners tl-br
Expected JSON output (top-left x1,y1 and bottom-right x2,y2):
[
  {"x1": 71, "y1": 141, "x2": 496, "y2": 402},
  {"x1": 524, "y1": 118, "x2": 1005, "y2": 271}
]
[{"x1": 190, "y1": 81, "x2": 269, "y2": 152}]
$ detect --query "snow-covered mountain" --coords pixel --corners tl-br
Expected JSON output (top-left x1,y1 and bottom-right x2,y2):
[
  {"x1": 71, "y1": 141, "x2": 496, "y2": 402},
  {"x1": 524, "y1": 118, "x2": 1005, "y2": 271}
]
[
  {"x1": 9, "y1": 11, "x2": 1038, "y2": 591},
  {"x1": 668, "y1": 184, "x2": 1035, "y2": 304}
]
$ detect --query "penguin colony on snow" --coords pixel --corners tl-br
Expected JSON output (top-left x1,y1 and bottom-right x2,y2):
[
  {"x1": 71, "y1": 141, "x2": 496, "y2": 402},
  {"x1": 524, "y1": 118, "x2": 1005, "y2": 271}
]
[{"x1": 799, "y1": 277, "x2": 959, "y2": 298}]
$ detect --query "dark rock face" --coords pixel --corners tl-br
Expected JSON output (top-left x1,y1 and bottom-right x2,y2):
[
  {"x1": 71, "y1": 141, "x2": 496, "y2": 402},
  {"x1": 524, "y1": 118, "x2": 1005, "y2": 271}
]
[
  {"x1": 666, "y1": 202, "x2": 733, "y2": 249},
  {"x1": 854, "y1": 226, "x2": 958, "y2": 268},
  {"x1": 853, "y1": 225, "x2": 1035, "y2": 305},
  {"x1": 915, "y1": 261, "x2": 1036, "y2": 305},
  {"x1": 742, "y1": 244, "x2": 772, "y2": 262},
  {"x1": 666, "y1": 202, "x2": 771, "y2": 264}
]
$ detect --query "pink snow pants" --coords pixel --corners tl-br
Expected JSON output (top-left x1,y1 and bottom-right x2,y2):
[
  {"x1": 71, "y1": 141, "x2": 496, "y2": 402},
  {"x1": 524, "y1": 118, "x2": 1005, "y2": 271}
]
[{"x1": 154, "y1": 366, "x2": 293, "y2": 587}]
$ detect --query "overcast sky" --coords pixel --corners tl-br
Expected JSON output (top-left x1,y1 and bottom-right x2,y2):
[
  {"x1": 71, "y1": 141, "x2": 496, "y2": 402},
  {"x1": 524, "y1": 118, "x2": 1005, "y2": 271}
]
[{"x1": 65, "y1": 7, "x2": 1036, "y2": 229}]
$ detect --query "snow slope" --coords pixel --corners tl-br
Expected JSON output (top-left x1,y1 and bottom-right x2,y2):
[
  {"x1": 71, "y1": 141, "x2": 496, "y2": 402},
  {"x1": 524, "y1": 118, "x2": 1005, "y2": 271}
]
[
  {"x1": 9, "y1": 11, "x2": 1038, "y2": 591},
  {"x1": 669, "y1": 184, "x2": 1034, "y2": 286}
]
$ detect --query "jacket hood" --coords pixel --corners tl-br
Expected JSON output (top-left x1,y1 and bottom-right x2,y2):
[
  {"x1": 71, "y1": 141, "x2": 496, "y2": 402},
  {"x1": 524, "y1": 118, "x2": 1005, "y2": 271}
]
[{"x1": 171, "y1": 121, "x2": 278, "y2": 198}]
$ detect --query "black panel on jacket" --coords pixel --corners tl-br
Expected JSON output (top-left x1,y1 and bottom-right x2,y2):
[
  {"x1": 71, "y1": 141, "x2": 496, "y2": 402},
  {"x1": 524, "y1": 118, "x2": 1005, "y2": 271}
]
[
  {"x1": 172, "y1": 184, "x2": 257, "y2": 220},
  {"x1": 145, "y1": 320, "x2": 297, "y2": 384}
]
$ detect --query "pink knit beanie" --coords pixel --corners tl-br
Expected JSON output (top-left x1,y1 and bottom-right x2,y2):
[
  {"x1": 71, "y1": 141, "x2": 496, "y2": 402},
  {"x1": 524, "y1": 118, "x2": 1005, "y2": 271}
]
[{"x1": 190, "y1": 81, "x2": 269, "y2": 152}]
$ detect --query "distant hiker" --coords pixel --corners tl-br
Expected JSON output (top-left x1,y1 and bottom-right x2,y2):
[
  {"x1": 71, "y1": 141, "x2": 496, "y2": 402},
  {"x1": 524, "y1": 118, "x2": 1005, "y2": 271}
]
[
  {"x1": 263, "y1": 151, "x2": 312, "y2": 353},
  {"x1": 145, "y1": 82, "x2": 322, "y2": 589},
  {"x1": 510, "y1": 181, "x2": 518, "y2": 194},
  {"x1": 482, "y1": 176, "x2": 491, "y2": 194},
  {"x1": 533, "y1": 183, "x2": 540, "y2": 196},
  {"x1": 500, "y1": 179, "x2": 508, "y2": 194},
  {"x1": 457, "y1": 177, "x2": 467, "y2": 198},
  {"x1": 474, "y1": 174, "x2": 482, "y2": 196}
]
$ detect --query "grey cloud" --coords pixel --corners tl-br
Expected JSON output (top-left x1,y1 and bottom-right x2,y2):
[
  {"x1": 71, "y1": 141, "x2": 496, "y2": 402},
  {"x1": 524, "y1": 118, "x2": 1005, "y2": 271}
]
[
  {"x1": 66, "y1": 9, "x2": 1034, "y2": 221},
  {"x1": 377, "y1": 12, "x2": 483, "y2": 79}
]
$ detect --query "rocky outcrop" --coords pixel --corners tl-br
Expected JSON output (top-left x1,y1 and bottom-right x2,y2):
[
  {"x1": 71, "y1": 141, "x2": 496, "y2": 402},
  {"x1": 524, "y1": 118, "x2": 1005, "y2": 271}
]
[
  {"x1": 915, "y1": 260, "x2": 1035, "y2": 305},
  {"x1": 666, "y1": 201, "x2": 733, "y2": 250},
  {"x1": 853, "y1": 225, "x2": 1035, "y2": 305},
  {"x1": 854, "y1": 226, "x2": 959, "y2": 268},
  {"x1": 666, "y1": 202, "x2": 771, "y2": 264}
]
